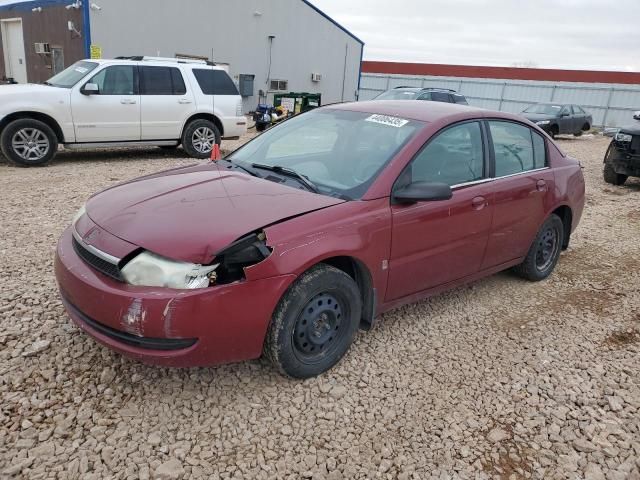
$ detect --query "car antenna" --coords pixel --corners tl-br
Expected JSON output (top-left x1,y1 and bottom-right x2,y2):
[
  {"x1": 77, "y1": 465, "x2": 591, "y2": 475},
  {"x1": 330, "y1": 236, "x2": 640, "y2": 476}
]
[{"x1": 210, "y1": 47, "x2": 221, "y2": 161}]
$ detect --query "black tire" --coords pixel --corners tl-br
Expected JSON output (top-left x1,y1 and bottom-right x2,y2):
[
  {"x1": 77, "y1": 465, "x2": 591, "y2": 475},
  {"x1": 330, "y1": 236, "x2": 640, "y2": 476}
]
[
  {"x1": 603, "y1": 162, "x2": 627, "y2": 186},
  {"x1": 549, "y1": 126, "x2": 558, "y2": 139},
  {"x1": 264, "y1": 264, "x2": 362, "y2": 378},
  {"x1": 0, "y1": 118, "x2": 58, "y2": 167},
  {"x1": 573, "y1": 131, "x2": 583, "y2": 137},
  {"x1": 513, "y1": 214, "x2": 564, "y2": 281},
  {"x1": 582, "y1": 123, "x2": 591, "y2": 131},
  {"x1": 181, "y1": 119, "x2": 221, "y2": 159},
  {"x1": 256, "y1": 123, "x2": 267, "y2": 132}
]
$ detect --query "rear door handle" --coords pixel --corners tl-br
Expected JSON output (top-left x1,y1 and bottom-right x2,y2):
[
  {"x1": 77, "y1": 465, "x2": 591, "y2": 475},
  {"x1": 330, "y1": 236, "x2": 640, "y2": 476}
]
[
  {"x1": 178, "y1": 99, "x2": 192, "y2": 104},
  {"x1": 536, "y1": 179, "x2": 547, "y2": 192},
  {"x1": 472, "y1": 196, "x2": 487, "y2": 210},
  {"x1": 120, "y1": 99, "x2": 137, "y2": 105}
]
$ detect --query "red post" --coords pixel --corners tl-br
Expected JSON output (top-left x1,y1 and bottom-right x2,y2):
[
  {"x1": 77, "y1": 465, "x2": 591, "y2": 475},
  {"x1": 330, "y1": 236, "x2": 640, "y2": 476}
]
[{"x1": 211, "y1": 143, "x2": 221, "y2": 161}]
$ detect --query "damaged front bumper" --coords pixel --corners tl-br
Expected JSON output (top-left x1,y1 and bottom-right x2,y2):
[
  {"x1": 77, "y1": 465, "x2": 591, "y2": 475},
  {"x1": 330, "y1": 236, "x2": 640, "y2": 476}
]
[
  {"x1": 55, "y1": 227, "x2": 295, "y2": 367},
  {"x1": 607, "y1": 138, "x2": 640, "y2": 177}
]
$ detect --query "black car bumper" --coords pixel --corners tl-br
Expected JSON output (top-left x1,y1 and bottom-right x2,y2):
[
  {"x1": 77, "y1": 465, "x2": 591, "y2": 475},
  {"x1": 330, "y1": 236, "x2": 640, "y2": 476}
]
[{"x1": 606, "y1": 138, "x2": 640, "y2": 176}]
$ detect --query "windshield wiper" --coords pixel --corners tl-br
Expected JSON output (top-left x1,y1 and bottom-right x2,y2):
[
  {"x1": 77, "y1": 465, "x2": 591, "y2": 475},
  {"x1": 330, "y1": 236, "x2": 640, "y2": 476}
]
[
  {"x1": 43, "y1": 81, "x2": 52, "y2": 86},
  {"x1": 251, "y1": 163, "x2": 319, "y2": 193},
  {"x1": 220, "y1": 159, "x2": 258, "y2": 177}
]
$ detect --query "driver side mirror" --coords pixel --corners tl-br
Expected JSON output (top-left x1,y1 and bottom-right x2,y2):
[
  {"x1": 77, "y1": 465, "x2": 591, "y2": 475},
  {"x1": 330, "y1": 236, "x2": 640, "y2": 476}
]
[
  {"x1": 392, "y1": 181, "x2": 453, "y2": 204},
  {"x1": 82, "y1": 83, "x2": 99, "y2": 95}
]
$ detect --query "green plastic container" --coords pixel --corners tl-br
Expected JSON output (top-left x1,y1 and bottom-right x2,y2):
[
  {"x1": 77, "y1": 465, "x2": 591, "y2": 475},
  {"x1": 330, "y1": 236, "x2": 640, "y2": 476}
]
[{"x1": 273, "y1": 92, "x2": 322, "y2": 114}]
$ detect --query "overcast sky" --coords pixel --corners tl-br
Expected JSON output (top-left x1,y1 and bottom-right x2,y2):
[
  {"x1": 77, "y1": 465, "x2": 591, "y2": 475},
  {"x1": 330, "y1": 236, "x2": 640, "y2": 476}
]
[{"x1": 312, "y1": 0, "x2": 640, "y2": 72}]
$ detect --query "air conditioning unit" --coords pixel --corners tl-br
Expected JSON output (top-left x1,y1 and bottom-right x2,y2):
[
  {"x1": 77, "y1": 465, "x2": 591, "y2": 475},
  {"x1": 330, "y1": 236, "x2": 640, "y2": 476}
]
[
  {"x1": 311, "y1": 73, "x2": 322, "y2": 82},
  {"x1": 35, "y1": 43, "x2": 51, "y2": 54}
]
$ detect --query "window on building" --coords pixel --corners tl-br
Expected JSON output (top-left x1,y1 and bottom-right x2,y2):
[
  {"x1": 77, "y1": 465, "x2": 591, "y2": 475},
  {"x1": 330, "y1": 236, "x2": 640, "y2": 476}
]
[
  {"x1": 270, "y1": 79, "x2": 288, "y2": 91},
  {"x1": 140, "y1": 66, "x2": 185, "y2": 95},
  {"x1": 192, "y1": 69, "x2": 239, "y2": 95}
]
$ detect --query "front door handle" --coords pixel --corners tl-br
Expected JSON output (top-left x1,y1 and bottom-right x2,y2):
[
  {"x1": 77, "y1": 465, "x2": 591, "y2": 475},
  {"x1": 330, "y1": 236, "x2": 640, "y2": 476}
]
[
  {"x1": 178, "y1": 99, "x2": 192, "y2": 104},
  {"x1": 472, "y1": 196, "x2": 487, "y2": 210},
  {"x1": 536, "y1": 179, "x2": 547, "y2": 192},
  {"x1": 120, "y1": 99, "x2": 137, "y2": 105}
]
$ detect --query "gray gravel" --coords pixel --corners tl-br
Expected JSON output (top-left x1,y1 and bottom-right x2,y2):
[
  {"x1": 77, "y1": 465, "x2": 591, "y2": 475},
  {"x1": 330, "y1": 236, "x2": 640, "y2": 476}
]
[{"x1": 1, "y1": 133, "x2": 639, "y2": 480}]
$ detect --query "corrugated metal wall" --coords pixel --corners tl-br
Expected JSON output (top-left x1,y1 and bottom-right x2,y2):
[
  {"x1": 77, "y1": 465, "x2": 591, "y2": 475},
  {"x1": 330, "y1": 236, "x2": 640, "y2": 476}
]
[{"x1": 359, "y1": 74, "x2": 640, "y2": 127}]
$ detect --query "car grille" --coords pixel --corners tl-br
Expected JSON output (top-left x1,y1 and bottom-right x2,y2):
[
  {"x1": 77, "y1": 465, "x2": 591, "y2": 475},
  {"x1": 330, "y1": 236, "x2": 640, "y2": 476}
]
[{"x1": 72, "y1": 236, "x2": 123, "y2": 281}]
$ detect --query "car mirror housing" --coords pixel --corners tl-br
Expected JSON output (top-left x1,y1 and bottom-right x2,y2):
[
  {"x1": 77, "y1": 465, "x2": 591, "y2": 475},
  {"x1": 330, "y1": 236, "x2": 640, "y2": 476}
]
[
  {"x1": 392, "y1": 181, "x2": 453, "y2": 204},
  {"x1": 82, "y1": 83, "x2": 99, "y2": 95}
]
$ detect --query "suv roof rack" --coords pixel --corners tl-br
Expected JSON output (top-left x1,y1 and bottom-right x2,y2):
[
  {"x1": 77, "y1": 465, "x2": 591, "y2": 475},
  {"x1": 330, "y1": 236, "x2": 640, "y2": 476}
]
[
  {"x1": 114, "y1": 56, "x2": 215, "y2": 66},
  {"x1": 393, "y1": 86, "x2": 458, "y2": 93}
]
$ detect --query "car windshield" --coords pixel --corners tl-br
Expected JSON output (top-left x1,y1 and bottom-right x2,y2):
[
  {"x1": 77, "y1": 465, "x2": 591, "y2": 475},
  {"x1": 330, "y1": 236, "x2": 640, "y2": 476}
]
[
  {"x1": 45, "y1": 61, "x2": 99, "y2": 88},
  {"x1": 524, "y1": 104, "x2": 562, "y2": 115},
  {"x1": 227, "y1": 109, "x2": 422, "y2": 199},
  {"x1": 375, "y1": 89, "x2": 421, "y2": 100}
]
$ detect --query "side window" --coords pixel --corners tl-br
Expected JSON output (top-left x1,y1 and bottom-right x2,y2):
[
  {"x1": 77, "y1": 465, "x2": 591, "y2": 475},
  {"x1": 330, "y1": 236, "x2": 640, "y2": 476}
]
[
  {"x1": 417, "y1": 92, "x2": 431, "y2": 100},
  {"x1": 453, "y1": 94, "x2": 468, "y2": 105},
  {"x1": 140, "y1": 66, "x2": 184, "y2": 95},
  {"x1": 560, "y1": 106, "x2": 571, "y2": 116},
  {"x1": 575, "y1": 105, "x2": 585, "y2": 114},
  {"x1": 408, "y1": 121, "x2": 485, "y2": 186},
  {"x1": 430, "y1": 91, "x2": 450, "y2": 103},
  {"x1": 88, "y1": 65, "x2": 135, "y2": 95},
  {"x1": 532, "y1": 131, "x2": 547, "y2": 169},
  {"x1": 193, "y1": 69, "x2": 240, "y2": 95},
  {"x1": 489, "y1": 121, "x2": 536, "y2": 177}
]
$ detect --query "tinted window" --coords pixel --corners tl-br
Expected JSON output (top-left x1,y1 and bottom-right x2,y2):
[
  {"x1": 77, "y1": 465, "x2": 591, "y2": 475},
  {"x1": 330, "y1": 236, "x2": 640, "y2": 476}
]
[
  {"x1": 408, "y1": 121, "x2": 485, "y2": 186},
  {"x1": 193, "y1": 69, "x2": 239, "y2": 95},
  {"x1": 430, "y1": 91, "x2": 451, "y2": 102},
  {"x1": 140, "y1": 66, "x2": 185, "y2": 95},
  {"x1": 89, "y1": 65, "x2": 135, "y2": 95},
  {"x1": 560, "y1": 106, "x2": 572, "y2": 116},
  {"x1": 532, "y1": 131, "x2": 547, "y2": 169},
  {"x1": 489, "y1": 121, "x2": 536, "y2": 177},
  {"x1": 453, "y1": 94, "x2": 468, "y2": 105},
  {"x1": 417, "y1": 92, "x2": 432, "y2": 100}
]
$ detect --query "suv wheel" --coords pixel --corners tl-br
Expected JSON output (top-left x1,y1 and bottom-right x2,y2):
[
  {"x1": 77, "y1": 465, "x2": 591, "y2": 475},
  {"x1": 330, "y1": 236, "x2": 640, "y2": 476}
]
[
  {"x1": 181, "y1": 119, "x2": 221, "y2": 159},
  {"x1": 603, "y1": 162, "x2": 627, "y2": 186},
  {"x1": 1, "y1": 119, "x2": 58, "y2": 167}
]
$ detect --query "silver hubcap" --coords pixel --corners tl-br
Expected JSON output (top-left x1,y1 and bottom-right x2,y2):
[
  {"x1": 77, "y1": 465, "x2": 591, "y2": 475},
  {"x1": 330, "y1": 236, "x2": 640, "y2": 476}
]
[
  {"x1": 12, "y1": 128, "x2": 50, "y2": 161},
  {"x1": 191, "y1": 127, "x2": 216, "y2": 154}
]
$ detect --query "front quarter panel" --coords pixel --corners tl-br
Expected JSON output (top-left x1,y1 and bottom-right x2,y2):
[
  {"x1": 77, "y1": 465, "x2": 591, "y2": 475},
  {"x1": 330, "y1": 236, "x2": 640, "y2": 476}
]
[{"x1": 247, "y1": 199, "x2": 392, "y2": 310}]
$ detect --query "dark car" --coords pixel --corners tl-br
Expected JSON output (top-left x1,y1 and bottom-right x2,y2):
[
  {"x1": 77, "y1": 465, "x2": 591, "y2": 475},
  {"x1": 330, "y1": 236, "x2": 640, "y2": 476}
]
[
  {"x1": 375, "y1": 86, "x2": 468, "y2": 105},
  {"x1": 522, "y1": 103, "x2": 593, "y2": 138},
  {"x1": 603, "y1": 116, "x2": 640, "y2": 185},
  {"x1": 55, "y1": 101, "x2": 585, "y2": 378}
]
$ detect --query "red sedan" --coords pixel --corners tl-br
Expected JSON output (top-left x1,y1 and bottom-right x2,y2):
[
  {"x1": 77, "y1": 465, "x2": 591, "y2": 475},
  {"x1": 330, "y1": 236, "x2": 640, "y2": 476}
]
[{"x1": 55, "y1": 101, "x2": 585, "y2": 378}]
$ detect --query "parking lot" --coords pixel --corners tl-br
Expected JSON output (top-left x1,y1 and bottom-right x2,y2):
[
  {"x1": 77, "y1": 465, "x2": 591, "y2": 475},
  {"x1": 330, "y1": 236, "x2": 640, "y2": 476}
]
[{"x1": 1, "y1": 134, "x2": 639, "y2": 479}]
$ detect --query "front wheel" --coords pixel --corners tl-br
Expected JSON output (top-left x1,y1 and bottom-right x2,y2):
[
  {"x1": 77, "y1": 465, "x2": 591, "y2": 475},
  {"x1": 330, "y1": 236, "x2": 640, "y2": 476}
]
[
  {"x1": 513, "y1": 214, "x2": 564, "y2": 281},
  {"x1": 181, "y1": 119, "x2": 221, "y2": 159},
  {"x1": 603, "y1": 162, "x2": 627, "y2": 185},
  {"x1": 264, "y1": 264, "x2": 362, "y2": 378},
  {"x1": 0, "y1": 118, "x2": 58, "y2": 167},
  {"x1": 548, "y1": 126, "x2": 558, "y2": 139}
]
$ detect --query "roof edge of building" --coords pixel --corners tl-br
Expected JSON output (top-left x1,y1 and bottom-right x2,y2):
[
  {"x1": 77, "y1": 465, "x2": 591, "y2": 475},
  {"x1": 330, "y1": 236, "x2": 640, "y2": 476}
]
[
  {"x1": 362, "y1": 61, "x2": 640, "y2": 85},
  {"x1": 301, "y1": 0, "x2": 364, "y2": 46}
]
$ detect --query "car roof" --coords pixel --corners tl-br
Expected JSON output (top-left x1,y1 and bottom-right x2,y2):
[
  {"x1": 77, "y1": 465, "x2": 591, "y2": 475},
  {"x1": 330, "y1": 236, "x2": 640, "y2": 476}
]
[
  {"x1": 329, "y1": 100, "x2": 488, "y2": 123},
  {"x1": 79, "y1": 58, "x2": 226, "y2": 70},
  {"x1": 393, "y1": 86, "x2": 460, "y2": 94}
]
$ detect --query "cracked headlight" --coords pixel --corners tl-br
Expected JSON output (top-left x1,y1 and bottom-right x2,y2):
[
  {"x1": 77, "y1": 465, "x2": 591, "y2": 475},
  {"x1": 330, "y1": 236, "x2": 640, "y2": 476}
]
[
  {"x1": 536, "y1": 120, "x2": 550, "y2": 126},
  {"x1": 121, "y1": 251, "x2": 218, "y2": 289},
  {"x1": 615, "y1": 132, "x2": 632, "y2": 143}
]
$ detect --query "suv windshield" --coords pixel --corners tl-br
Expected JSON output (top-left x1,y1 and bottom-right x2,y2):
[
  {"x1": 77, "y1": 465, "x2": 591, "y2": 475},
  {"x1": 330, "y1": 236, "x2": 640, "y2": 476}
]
[
  {"x1": 375, "y1": 89, "x2": 421, "y2": 100},
  {"x1": 227, "y1": 109, "x2": 422, "y2": 199},
  {"x1": 524, "y1": 104, "x2": 562, "y2": 115},
  {"x1": 46, "y1": 61, "x2": 99, "y2": 88}
]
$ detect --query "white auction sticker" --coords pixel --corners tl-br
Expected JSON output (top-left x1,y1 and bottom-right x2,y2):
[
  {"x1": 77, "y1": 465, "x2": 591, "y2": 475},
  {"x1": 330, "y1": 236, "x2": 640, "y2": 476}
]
[
  {"x1": 365, "y1": 114, "x2": 409, "y2": 128},
  {"x1": 75, "y1": 67, "x2": 88, "y2": 73}
]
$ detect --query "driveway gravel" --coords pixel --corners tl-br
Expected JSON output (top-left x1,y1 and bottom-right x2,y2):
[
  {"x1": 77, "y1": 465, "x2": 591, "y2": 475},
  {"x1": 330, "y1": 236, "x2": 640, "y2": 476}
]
[{"x1": 0, "y1": 133, "x2": 639, "y2": 480}]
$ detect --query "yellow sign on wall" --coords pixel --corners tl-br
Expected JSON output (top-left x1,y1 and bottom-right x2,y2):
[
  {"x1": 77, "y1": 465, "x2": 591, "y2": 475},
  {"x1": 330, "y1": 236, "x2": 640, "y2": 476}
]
[{"x1": 90, "y1": 45, "x2": 102, "y2": 59}]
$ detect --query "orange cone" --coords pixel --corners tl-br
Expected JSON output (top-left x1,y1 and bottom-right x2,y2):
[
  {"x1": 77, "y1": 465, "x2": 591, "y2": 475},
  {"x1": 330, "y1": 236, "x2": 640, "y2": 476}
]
[{"x1": 211, "y1": 143, "x2": 221, "y2": 161}]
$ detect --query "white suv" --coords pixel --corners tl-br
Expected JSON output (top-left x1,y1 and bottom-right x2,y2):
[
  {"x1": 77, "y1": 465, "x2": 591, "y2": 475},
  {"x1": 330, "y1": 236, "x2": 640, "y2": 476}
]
[{"x1": 0, "y1": 56, "x2": 246, "y2": 166}]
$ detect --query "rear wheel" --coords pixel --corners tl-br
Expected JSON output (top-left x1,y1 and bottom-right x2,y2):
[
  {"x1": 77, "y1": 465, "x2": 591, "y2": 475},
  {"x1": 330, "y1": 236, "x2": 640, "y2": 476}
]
[
  {"x1": 513, "y1": 214, "x2": 564, "y2": 281},
  {"x1": 181, "y1": 119, "x2": 221, "y2": 159},
  {"x1": 549, "y1": 125, "x2": 558, "y2": 139},
  {"x1": 0, "y1": 118, "x2": 58, "y2": 167},
  {"x1": 264, "y1": 264, "x2": 361, "y2": 378}
]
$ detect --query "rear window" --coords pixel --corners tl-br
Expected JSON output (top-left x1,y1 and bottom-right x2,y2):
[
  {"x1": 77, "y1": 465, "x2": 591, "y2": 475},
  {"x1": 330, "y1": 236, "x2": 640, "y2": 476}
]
[
  {"x1": 430, "y1": 92, "x2": 451, "y2": 102},
  {"x1": 453, "y1": 94, "x2": 468, "y2": 105},
  {"x1": 140, "y1": 66, "x2": 186, "y2": 95},
  {"x1": 192, "y1": 69, "x2": 239, "y2": 95}
]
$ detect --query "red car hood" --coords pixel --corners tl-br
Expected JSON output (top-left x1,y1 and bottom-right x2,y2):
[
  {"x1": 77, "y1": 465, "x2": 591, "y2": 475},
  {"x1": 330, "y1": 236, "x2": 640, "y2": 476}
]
[{"x1": 85, "y1": 163, "x2": 344, "y2": 264}]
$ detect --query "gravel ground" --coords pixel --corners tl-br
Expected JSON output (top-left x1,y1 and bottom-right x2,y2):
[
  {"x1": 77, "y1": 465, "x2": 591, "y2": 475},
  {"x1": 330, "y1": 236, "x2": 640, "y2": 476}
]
[{"x1": 1, "y1": 133, "x2": 639, "y2": 480}]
